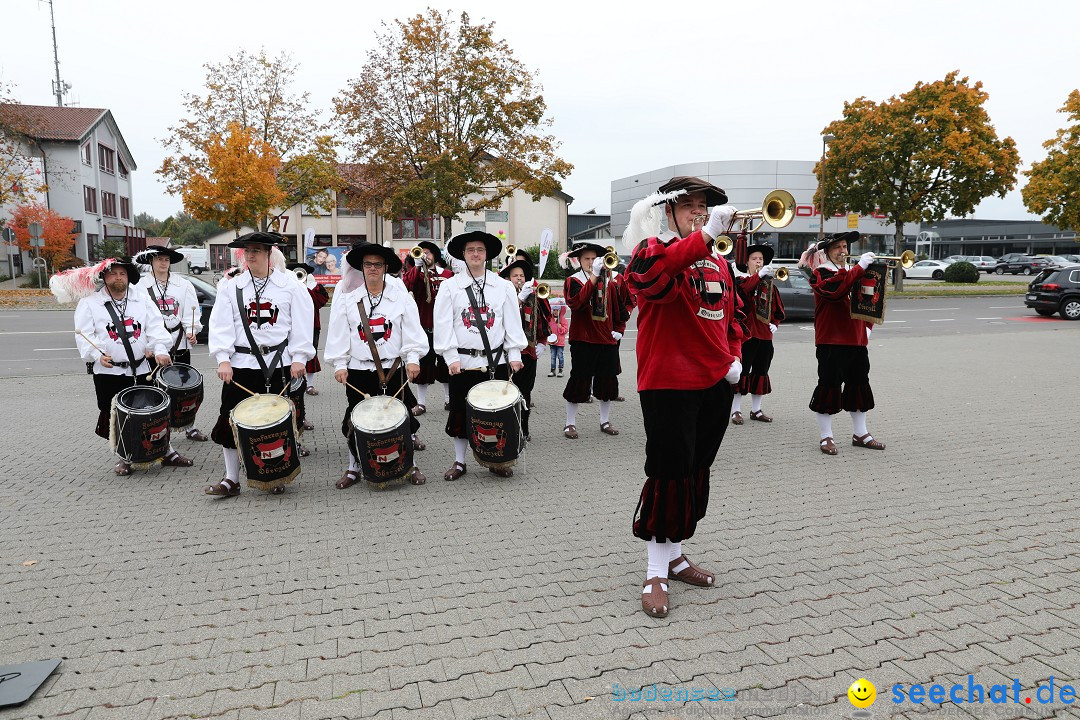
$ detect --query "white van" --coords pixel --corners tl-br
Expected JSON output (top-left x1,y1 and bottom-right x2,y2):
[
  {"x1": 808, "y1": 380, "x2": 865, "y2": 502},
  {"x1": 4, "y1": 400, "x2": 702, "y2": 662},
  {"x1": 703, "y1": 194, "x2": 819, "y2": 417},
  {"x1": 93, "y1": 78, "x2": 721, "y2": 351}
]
[{"x1": 176, "y1": 247, "x2": 209, "y2": 274}]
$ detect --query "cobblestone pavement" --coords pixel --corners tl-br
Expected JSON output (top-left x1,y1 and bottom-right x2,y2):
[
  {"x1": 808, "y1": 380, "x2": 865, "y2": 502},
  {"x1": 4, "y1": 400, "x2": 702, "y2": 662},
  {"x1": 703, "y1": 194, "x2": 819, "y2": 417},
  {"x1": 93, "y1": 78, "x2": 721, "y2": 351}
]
[{"x1": 2, "y1": 325, "x2": 1079, "y2": 720}]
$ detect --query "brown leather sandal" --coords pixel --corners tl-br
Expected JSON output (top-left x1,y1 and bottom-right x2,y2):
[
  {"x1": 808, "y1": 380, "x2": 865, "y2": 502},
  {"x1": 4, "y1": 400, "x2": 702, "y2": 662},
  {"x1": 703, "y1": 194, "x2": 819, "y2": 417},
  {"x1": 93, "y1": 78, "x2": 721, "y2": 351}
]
[
  {"x1": 749, "y1": 410, "x2": 773, "y2": 423},
  {"x1": 641, "y1": 577, "x2": 669, "y2": 618},
  {"x1": 408, "y1": 467, "x2": 427, "y2": 485},
  {"x1": 204, "y1": 478, "x2": 240, "y2": 497},
  {"x1": 489, "y1": 466, "x2": 513, "y2": 478},
  {"x1": 412, "y1": 404, "x2": 426, "y2": 417},
  {"x1": 731, "y1": 412, "x2": 744, "y2": 426},
  {"x1": 444, "y1": 462, "x2": 466, "y2": 481},
  {"x1": 412, "y1": 435, "x2": 426, "y2": 451},
  {"x1": 600, "y1": 422, "x2": 619, "y2": 436},
  {"x1": 852, "y1": 433, "x2": 886, "y2": 450},
  {"x1": 668, "y1": 555, "x2": 715, "y2": 587},
  {"x1": 563, "y1": 424, "x2": 579, "y2": 439},
  {"x1": 270, "y1": 486, "x2": 285, "y2": 495},
  {"x1": 336, "y1": 470, "x2": 360, "y2": 489},
  {"x1": 185, "y1": 428, "x2": 209, "y2": 442},
  {"x1": 820, "y1": 437, "x2": 838, "y2": 455},
  {"x1": 115, "y1": 461, "x2": 133, "y2": 476},
  {"x1": 161, "y1": 452, "x2": 194, "y2": 467}
]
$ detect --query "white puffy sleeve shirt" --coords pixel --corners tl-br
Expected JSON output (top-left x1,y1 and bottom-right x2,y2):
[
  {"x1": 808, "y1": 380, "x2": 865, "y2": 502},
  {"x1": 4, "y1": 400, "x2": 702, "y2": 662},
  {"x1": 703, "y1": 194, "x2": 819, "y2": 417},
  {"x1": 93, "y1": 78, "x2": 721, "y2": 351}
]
[
  {"x1": 134, "y1": 273, "x2": 203, "y2": 351},
  {"x1": 433, "y1": 271, "x2": 527, "y2": 370},
  {"x1": 74, "y1": 288, "x2": 172, "y2": 376},
  {"x1": 209, "y1": 270, "x2": 315, "y2": 369},
  {"x1": 325, "y1": 283, "x2": 427, "y2": 372}
]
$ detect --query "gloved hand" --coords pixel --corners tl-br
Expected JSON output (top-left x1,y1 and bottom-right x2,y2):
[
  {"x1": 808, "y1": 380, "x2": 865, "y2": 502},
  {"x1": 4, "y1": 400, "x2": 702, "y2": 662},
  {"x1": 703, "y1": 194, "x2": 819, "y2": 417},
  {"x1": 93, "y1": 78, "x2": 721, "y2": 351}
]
[
  {"x1": 591, "y1": 257, "x2": 604, "y2": 275},
  {"x1": 724, "y1": 359, "x2": 742, "y2": 384},
  {"x1": 536, "y1": 344, "x2": 546, "y2": 358},
  {"x1": 518, "y1": 285, "x2": 533, "y2": 301},
  {"x1": 758, "y1": 265, "x2": 775, "y2": 278},
  {"x1": 857, "y1": 252, "x2": 876, "y2": 270},
  {"x1": 769, "y1": 323, "x2": 777, "y2": 334},
  {"x1": 611, "y1": 331, "x2": 623, "y2": 341},
  {"x1": 414, "y1": 256, "x2": 424, "y2": 267},
  {"x1": 702, "y1": 205, "x2": 737, "y2": 240}
]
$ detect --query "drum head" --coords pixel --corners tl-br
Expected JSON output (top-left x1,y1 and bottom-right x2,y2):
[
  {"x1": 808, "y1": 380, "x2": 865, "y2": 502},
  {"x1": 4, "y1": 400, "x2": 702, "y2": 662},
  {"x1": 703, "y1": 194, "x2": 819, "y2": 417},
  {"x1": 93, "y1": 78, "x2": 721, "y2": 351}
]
[
  {"x1": 467, "y1": 380, "x2": 521, "y2": 411},
  {"x1": 351, "y1": 397, "x2": 409, "y2": 433},
  {"x1": 233, "y1": 394, "x2": 290, "y2": 428},
  {"x1": 116, "y1": 385, "x2": 169, "y2": 412},
  {"x1": 158, "y1": 363, "x2": 202, "y2": 389}
]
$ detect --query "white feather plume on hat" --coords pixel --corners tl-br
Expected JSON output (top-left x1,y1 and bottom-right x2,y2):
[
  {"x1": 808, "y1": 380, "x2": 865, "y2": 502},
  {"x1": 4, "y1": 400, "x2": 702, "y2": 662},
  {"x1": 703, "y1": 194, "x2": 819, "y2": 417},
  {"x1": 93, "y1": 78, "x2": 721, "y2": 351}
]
[
  {"x1": 621, "y1": 189, "x2": 686, "y2": 253},
  {"x1": 49, "y1": 259, "x2": 113, "y2": 304}
]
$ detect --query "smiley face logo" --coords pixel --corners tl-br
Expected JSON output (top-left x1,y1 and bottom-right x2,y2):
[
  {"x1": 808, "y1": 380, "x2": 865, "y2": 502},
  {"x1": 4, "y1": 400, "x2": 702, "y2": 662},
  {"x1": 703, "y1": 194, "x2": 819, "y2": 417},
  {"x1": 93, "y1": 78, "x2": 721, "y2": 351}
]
[{"x1": 848, "y1": 678, "x2": 876, "y2": 708}]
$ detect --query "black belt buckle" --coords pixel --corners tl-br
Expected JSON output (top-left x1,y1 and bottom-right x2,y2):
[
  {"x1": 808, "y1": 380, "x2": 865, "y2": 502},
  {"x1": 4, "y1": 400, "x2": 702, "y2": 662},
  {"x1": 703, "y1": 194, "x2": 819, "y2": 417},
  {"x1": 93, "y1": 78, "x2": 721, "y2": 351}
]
[{"x1": 259, "y1": 344, "x2": 272, "y2": 355}]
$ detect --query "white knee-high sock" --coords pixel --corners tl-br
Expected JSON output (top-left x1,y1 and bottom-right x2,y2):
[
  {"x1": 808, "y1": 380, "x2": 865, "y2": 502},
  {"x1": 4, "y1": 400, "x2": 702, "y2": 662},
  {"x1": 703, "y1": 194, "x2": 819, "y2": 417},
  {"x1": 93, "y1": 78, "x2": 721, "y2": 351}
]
[
  {"x1": 442, "y1": 383, "x2": 450, "y2": 403},
  {"x1": 850, "y1": 411, "x2": 868, "y2": 437},
  {"x1": 306, "y1": 372, "x2": 314, "y2": 384},
  {"x1": 565, "y1": 401, "x2": 577, "y2": 427},
  {"x1": 731, "y1": 394, "x2": 743, "y2": 413},
  {"x1": 751, "y1": 394, "x2": 763, "y2": 412},
  {"x1": 416, "y1": 384, "x2": 428, "y2": 405},
  {"x1": 816, "y1": 413, "x2": 833, "y2": 440},
  {"x1": 454, "y1": 438, "x2": 469, "y2": 464},
  {"x1": 348, "y1": 450, "x2": 360, "y2": 472},
  {"x1": 223, "y1": 448, "x2": 240, "y2": 481},
  {"x1": 599, "y1": 401, "x2": 611, "y2": 425},
  {"x1": 644, "y1": 538, "x2": 670, "y2": 592},
  {"x1": 669, "y1": 541, "x2": 688, "y2": 573}
]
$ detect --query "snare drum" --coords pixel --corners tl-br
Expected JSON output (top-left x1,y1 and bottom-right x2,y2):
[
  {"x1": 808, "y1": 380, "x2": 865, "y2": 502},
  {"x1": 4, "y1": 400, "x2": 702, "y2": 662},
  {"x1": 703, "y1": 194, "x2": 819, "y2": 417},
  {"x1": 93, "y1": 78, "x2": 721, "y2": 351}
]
[
  {"x1": 350, "y1": 396, "x2": 413, "y2": 483},
  {"x1": 230, "y1": 394, "x2": 301, "y2": 490},
  {"x1": 111, "y1": 385, "x2": 171, "y2": 464},
  {"x1": 466, "y1": 380, "x2": 524, "y2": 469},
  {"x1": 156, "y1": 363, "x2": 204, "y2": 429}
]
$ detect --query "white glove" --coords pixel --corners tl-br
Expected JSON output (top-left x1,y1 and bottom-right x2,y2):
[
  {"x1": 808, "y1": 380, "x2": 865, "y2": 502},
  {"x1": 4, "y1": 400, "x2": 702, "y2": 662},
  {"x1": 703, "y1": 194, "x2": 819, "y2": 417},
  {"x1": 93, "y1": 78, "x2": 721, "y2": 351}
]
[
  {"x1": 758, "y1": 265, "x2": 775, "y2": 278},
  {"x1": 536, "y1": 344, "x2": 546, "y2": 357},
  {"x1": 611, "y1": 331, "x2": 623, "y2": 341},
  {"x1": 857, "y1": 252, "x2": 875, "y2": 270},
  {"x1": 413, "y1": 256, "x2": 424, "y2": 267},
  {"x1": 769, "y1": 323, "x2": 777, "y2": 334},
  {"x1": 702, "y1": 205, "x2": 737, "y2": 240},
  {"x1": 518, "y1": 285, "x2": 533, "y2": 301},
  {"x1": 724, "y1": 359, "x2": 742, "y2": 384},
  {"x1": 591, "y1": 257, "x2": 604, "y2": 275}
]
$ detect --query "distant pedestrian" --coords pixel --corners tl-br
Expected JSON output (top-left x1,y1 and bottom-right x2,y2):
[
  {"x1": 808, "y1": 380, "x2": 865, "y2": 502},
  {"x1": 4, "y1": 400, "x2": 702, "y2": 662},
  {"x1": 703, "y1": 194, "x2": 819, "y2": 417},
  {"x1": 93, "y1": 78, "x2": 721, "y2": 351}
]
[{"x1": 548, "y1": 304, "x2": 568, "y2": 377}]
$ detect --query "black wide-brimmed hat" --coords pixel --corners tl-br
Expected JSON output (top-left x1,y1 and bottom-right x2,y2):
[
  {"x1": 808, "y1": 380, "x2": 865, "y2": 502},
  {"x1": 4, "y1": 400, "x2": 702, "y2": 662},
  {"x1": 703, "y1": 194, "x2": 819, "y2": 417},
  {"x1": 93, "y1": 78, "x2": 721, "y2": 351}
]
[
  {"x1": 447, "y1": 231, "x2": 501, "y2": 260},
  {"x1": 499, "y1": 258, "x2": 534, "y2": 282},
  {"x1": 227, "y1": 231, "x2": 286, "y2": 249},
  {"x1": 132, "y1": 246, "x2": 185, "y2": 265},
  {"x1": 657, "y1": 176, "x2": 728, "y2": 207},
  {"x1": 566, "y1": 242, "x2": 608, "y2": 259},
  {"x1": 286, "y1": 262, "x2": 315, "y2": 274},
  {"x1": 98, "y1": 257, "x2": 141, "y2": 285},
  {"x1": 345, "y1": 242, "x2": 402, "y2": 274},
  {"x1": 414, "y1": 240, "x2": 442, "y2": 257},
  {"x1": 737, "y1": 242, "x2": 775, "y2": 273},
  {"x1": 819, "y1": 230, "x2": 860, "y2": 252}
]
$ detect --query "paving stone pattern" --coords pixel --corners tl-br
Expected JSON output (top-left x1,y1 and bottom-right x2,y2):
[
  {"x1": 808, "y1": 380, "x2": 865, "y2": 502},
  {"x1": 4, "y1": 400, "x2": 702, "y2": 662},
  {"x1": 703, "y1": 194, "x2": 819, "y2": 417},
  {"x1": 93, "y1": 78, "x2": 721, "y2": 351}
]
[{"x1": 2, "y1": 326, "x2": 1079, "y2": 720}]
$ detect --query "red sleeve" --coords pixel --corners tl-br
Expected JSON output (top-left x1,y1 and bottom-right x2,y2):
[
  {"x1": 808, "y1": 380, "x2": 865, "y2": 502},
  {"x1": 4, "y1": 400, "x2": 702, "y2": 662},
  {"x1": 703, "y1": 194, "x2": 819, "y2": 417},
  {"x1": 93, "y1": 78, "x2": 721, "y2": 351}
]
[
  {"x1": 812, "y1": 265, "x2": 866, "y2": 300},
  {"x1": 627, "y1": 234, "x2": 709, "y2": 305},
  {"x1": 564, "y1": 276, "x2": 594, "y2": 311},
  {"x1": 309, "y1": 285, "x2": 329, "y2": 310},
  {"x1": 771, "y1": 285, "x2": 785, "y2": 325},
  {"x1": 402, "y1": 265, "x2": 420, "y2": 291}
]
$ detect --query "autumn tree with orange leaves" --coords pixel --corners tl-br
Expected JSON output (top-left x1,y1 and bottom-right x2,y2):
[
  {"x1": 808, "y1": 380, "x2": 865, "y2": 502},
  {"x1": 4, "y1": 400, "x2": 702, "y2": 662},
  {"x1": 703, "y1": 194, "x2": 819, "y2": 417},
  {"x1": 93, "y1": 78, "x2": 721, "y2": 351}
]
[
  {"x1": 181, "y1": 123, "x2": 285, "y2": 235},
  {"x1": 9, "y1": 203, "x2": 78, "y2": 269},
  {"x1": 1022, "y1": 89, "x2": 1080, "y2": 233},
  {"x1": 334, "y1": 9, "x2": 572, "y2": 243},
  {"x1": 816, "y1": 71, "x2": 1019, "y2": 289}
]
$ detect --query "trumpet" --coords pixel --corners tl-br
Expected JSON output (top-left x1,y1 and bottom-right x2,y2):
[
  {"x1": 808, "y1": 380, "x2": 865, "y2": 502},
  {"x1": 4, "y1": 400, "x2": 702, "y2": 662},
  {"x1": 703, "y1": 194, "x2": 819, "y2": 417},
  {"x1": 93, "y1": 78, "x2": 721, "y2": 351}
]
[
  {"x1": 294, "y1": 267, "x2": 316, "y2": 289},
  {"x1": 536, "y1": 282, "x2": 550, "y2": 299},
  {"x1": 845, "y1": 250, "x2": 916, "y2": 270},
  {"x1": 505, "y1": 244, "x2": 516, "y2": 257},
  {"x1": 409, "y1": 245, "x2": 424, "y2": 259},
  {"x1": 713, "y1": 236, "x2": 733, "y2": 256},
  {"x1": 732, "y1": 189, "x2": 797, "y2": 233},
  {"x1": 774, "y1": 266, "x2": 789, "y2": 281},
  {"x1": 603, "y1": 251, "x2": 620, "y2": 270}
]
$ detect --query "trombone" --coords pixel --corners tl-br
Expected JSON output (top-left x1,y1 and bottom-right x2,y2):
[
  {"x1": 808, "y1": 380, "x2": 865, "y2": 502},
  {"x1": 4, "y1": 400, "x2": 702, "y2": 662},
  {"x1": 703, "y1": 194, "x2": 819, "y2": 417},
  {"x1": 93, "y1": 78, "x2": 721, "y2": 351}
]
[
  {"x1": 845, "y1": 250, "x2": 916, "y2": 270},
  {"x1": 712, "y1": 189, "x2": 795, "y2": 254}
]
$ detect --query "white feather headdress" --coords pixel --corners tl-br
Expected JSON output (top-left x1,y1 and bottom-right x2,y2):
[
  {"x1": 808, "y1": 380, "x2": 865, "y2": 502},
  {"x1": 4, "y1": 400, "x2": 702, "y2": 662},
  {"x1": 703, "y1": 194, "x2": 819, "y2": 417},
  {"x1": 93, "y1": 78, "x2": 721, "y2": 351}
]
[
  {"x1": 621, "y1": 189, "x2": 686, "y2": 253},
  {"x1": 49, "y1": 259, "x2": 114, "y2": 304}
]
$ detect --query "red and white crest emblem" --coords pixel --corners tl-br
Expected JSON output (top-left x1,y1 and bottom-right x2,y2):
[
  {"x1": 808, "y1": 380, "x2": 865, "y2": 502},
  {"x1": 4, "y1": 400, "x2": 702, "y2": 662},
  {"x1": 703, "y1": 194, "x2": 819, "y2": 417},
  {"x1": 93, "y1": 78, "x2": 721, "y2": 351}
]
[
  {"x1": 461, "y1": 306, "x2": 496, "y2": 330},
  {"x1": 357, "y1": 315, "x2": 393, "y2": 342},
  {"x1": 107, "y1": 317, "x2": 143, "y2": 340},
  {"x1": 156, "y1": 296, "x2": 179, "y2": 317},
  {"x1": 247, "y1": 301, "x2": 279, "y2": 326}
]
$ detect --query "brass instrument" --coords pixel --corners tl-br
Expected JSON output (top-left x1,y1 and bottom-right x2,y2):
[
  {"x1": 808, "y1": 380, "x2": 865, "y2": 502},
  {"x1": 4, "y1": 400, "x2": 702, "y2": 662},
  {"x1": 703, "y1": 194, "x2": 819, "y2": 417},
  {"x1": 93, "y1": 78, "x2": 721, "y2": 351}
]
[
  {"x1": 603, "y1": 251, "x2": 620, "y2": 270},
  {"x1": 536, "y1": 283, "x2": 550, "y2": 299},
  {"x1": 506, "y1": 244, "x2": 516, "y2": 256},
  {"x1": 774, "y1": 266, "x2": 789, "y2": 281},
  {"x1": 845, "y1": 250, "x2": 916, "y2": 270},
  {"x1": 713, "y1": 236, "x2": 733, "y2": 256},
  {"x1": 409, "y1": 245, "x2": 424, "y2": 259},
  {"x1": 714, "y1": 189, "x2": 796, "y2": 251},
  {"x1": 293, "y1": 267, "x2": 308, "y2": 283}
]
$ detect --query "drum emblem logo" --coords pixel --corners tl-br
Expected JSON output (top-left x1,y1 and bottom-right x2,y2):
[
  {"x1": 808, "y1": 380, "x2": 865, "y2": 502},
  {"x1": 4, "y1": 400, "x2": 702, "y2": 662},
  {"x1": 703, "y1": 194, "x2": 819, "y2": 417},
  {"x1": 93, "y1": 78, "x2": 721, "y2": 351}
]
[
  {"x1": 253, "y1": 437, "x2": 292, "y2": 467},
  {"x1": 247, "y1": 301, "x2": 279, "y2": 327},
  {"x1": 473, "y1": 424, "x2": 506, "y2": 452},
  {"x1": 141, "y1": 419, "x2": 169, "y2": 450},
  {"x1": 107, "y1": 317, "x2": 143, "y2": 340},
  {"x1": 179, "y1": 398, "x2": 199, "y2": 412},
  {"x1": 369, "y1": 443, "x2": 402, "y2": 467},
  {"x1": 461, "y1": 306, "x2": 495, "y2": 331},
  {"x1": 357, "y1": 316, "x2": 393, "y2": 342}
]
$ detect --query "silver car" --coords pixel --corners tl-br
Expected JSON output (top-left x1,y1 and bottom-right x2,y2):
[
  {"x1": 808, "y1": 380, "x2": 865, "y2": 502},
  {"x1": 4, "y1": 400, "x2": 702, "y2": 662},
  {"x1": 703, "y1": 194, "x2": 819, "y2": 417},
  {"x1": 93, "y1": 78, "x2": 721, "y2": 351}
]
[{"x1": 963, "y1": 255, "x2": 998, "y2": 273}]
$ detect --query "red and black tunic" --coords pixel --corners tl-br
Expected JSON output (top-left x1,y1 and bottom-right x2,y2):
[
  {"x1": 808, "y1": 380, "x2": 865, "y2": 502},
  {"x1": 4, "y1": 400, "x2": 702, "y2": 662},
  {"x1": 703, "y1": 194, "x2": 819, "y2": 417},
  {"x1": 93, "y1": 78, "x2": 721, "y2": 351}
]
[
  {"x1": 808, "y1": 263, "x2": 874, "y2": 414},
  {"x1": 734, "y1": 272, "x2": 785, "y2": 396}
]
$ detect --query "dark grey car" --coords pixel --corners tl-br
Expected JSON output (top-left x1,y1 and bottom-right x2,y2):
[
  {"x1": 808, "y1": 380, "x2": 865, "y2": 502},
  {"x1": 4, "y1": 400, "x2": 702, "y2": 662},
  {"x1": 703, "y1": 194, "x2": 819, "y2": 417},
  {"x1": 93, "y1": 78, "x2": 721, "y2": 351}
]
[{"x1": 775, "y1": 269, "x2": 815, "y2": 320}]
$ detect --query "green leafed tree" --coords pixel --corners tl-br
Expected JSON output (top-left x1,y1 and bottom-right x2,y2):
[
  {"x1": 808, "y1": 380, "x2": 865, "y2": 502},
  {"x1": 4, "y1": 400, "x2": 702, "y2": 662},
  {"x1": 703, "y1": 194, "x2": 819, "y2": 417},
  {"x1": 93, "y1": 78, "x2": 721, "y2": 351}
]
[
  {"x1": 1022, "y1": 89, "x2": 1080, "y2": 233},
  {"x1": 816, "y1": 71, "x2": 1020, "y2": 288}
]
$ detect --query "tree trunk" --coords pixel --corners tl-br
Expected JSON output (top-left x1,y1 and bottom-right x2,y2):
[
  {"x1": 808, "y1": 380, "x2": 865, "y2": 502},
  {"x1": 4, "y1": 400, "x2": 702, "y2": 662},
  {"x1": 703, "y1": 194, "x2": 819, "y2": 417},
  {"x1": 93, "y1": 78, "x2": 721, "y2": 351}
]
[
  {"x1": 893, "y1": 221, "x2": 905, "y2": 291},
  {"x1": 442, "y1": 215, "x2": 453, "y2": 245}
]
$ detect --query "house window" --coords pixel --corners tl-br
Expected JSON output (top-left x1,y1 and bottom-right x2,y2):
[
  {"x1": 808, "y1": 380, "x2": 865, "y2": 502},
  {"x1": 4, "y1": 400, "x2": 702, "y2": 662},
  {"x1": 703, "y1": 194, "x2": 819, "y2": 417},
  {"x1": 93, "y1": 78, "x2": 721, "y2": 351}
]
[
  {"x1": 392, "y1": 216, "x2": 437, "y2": 240},
  {"x1": 118, "y1": 159, "x2": 128, "y2": 179},
  {"x1": 98, "y1": 144, "x2": 115, "y2": 174},
  {"x1": 336, "y1": 190, "x2": 366, "y2": 217},
  {"x1": 82, "y1": 143, "x2": 92, "y2": 165},
  {"x1": 119, "y1": 197, "x2": 130, "y2": 220},
  {"x1": 101, "y1": 191, "x2": 117, "y2": 218},
  {"x1": 84, "y1": 185, "x2": 98, "y2": 214}
]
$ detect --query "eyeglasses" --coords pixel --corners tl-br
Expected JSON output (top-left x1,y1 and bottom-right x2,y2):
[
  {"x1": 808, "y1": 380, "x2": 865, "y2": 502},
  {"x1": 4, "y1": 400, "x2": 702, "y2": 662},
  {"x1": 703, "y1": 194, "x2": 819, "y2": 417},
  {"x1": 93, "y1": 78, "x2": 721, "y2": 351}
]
[{"x1": 362, "y1": 262, "x2": 386, "y2": 270}]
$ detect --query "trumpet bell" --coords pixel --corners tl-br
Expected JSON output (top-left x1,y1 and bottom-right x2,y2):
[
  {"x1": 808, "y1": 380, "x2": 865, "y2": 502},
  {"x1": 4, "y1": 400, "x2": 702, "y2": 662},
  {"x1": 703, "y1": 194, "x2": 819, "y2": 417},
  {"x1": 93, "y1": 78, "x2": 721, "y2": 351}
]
[
  {"x1": 898, "y1": 250, "x2": 916, "y2": 269},
  {"x1": 761, "y1": 189, "x2": 796, "y2": 229},
  {"x1": 774, "y1": 266, "x2": 789, "y2": 281},
  {"x1": 603, "y1": 252, "x2": 620, "y2": 270},
  {"x1": 294, "y1": 267, "x2": 307, "y2": 283},
  {"x1": 714, "y1": 236, "x2": 733, "y2": 256},
  {"x1": 536, "y1": 283, "x2": 550, "y2": 299},
  {"x1": 505, "y1": 244, "x2": 516, "y2": 256},
  {"x1": 409, "y1": 245, "x2": 424, "y2": 259}
]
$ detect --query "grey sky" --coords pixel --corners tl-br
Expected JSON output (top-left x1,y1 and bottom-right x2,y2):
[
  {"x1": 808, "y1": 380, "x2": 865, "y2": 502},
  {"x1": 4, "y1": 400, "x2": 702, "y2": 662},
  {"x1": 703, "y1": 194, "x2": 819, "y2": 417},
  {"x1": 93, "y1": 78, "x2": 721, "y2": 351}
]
[{"x1": 3, "y1": 0, "x2": 1075, "y2": 223}]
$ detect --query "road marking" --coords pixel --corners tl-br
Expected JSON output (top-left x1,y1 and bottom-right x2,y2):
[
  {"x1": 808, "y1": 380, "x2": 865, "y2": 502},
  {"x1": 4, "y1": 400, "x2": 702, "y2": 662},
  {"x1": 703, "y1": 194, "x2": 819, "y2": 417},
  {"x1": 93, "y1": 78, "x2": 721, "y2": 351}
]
[
  {"x1": 0, "y1": 330, "x2": 73, "y2": 335},
  {"x1": 976, "y1": 317, "x2": 1002, "y2": 320},
  {"x1": 929, "y1": 319, "x2": 955, "y2": 322},
  {"x1": 890, "y1": 307, "x2": 960, "y2": 312},
  {"x1": 988, "y1": 306, "x2": 1024, "y2": 309},
  {"x1": 884, "y1": 320, "x2": 907, "y2": 323}
]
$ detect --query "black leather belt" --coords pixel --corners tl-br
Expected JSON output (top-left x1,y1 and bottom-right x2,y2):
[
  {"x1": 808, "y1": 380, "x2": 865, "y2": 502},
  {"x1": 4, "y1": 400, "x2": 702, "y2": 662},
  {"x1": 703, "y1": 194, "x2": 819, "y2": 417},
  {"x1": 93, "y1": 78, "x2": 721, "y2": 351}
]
[
  {"x1": 236, "y1": 340, "x2": 287, "y2": 356},
  {"x1": 457, "y1": 345, "x2": 502, "y2": 358},
  {"x1": 112, "y1": 360, "x2": 132, "y2": 368}
]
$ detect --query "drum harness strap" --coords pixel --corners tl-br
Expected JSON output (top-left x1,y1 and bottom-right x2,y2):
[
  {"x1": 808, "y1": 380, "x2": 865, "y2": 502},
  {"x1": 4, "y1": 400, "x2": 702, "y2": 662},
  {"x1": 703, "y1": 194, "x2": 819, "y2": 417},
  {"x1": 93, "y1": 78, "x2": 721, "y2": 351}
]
[
  {"x1": 236, "y1": 287, "x2": 288, "y2": 391},
  {"x1": 147, "y1": 286, "x2": 186, "y2": 355},
  {"x1": 356, "y1": 300, "x2": 401, "y2": 394},
  {"x1": 104, "y1": 297, "x2": 142, "y2": 380},
  {"x1": 465, "y1": 286, "x2": 504, "y2": 380}
]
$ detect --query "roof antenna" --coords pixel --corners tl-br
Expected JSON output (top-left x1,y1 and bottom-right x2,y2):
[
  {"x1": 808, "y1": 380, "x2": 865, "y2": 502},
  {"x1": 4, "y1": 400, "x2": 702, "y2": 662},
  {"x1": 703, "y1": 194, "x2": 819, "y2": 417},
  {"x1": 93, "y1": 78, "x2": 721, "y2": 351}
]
[{"x1": 43, "y1": 0, "x2": 71, "y2": 106}]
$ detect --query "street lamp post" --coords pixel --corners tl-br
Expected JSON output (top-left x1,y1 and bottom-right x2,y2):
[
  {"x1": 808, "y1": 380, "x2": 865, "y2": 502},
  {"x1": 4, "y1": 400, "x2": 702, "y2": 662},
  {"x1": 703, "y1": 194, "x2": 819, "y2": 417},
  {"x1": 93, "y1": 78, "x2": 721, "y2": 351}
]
[{"x1": 817, "y1": 134, "x2": 835, "y2": 245}]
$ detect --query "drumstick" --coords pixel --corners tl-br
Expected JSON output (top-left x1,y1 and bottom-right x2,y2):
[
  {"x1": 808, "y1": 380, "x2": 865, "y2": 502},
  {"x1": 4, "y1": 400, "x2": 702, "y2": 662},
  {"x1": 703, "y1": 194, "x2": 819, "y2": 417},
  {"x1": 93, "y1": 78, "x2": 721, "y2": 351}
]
[
  {"x1": 344, "y1": 381, "x2": 371, "y2": 399},
  {"x1": 391, "y1": 381, "x2": 408, "y2": 401},
  {"x1": 76, "y1": 331, "x2": 106, "y2": 355},
  {"x1": 230, "y1": 380, "x2": 259, "y2": 397}
]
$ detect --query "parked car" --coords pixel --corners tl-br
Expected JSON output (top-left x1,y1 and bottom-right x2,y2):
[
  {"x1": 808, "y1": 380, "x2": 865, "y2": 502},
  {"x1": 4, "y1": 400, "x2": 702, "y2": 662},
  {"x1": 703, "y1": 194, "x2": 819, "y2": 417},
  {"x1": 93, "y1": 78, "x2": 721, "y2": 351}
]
[
  {"x1": 943, "y1": 255, "x2": 966, "y2": 263},
  {"x1": 1025, "y1": 266, "x2": 1080, "y2": 320},
  {"x1": 994, "y1": 254, "x2": 1049, "y2": 275},
  {"x1": 1039, "y1": 255, "x2": 1080, "y2": 267},
  {"x1": 963, "y1": 255, "x2": 998, "y2": 273},
  {"x1": 903, "y1": 259, "x2": 952, "y2": 280},
  {"x1": 774, "y1": 269, "x2": 815, "y2": 319},
  {"x1": 179, "y1": 272, "x2": 217, "y2": 343}
]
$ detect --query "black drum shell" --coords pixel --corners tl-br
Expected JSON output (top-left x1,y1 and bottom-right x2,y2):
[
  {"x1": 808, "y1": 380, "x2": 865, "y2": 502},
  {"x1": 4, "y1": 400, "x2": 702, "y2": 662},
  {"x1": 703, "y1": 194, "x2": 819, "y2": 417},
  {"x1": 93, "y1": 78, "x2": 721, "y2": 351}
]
[
  {"x1": 156, "y1": 363, "x2": 204, "y2": 429},
  {"x1": 112, "y1": 386, "x2": 171, "y2": 464}
]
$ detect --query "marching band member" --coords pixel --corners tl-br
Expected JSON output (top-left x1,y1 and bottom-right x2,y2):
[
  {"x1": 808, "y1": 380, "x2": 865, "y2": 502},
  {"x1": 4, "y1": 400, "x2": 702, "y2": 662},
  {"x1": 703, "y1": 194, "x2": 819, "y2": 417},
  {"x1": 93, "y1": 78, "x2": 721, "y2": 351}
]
[
  {"x1": 403, "y1": 240, "x2": 454, "y2": 414},
  {"x1": 62, "y1": 258, "x2": 192, "y2": 475},
  {"x1": 204, "y1": 232, "x2": 315, "y2": 497},
  {"x1": 561, "y1": 242, "x2": 627, "y2": 439},
  {"x1": 132, "y1": 246, "x2": 208, "y2": 441},
  {"x1": 326, "y1": 242, "x2": 429, "y2": 488},
  {"x1": 730, "y1": 242, "x2": 785, "y2": 425},
  {"x1": 809, "y1": 231, "x2": 885, "y2": 455},
  {"x1": 286, "y1": 262, "x2": 329, "y2": 399},
  {"x1": 623, "y1": 176, "x2": 744, "y2": 618},
  {"x1": 500, "y1": 257, "x2": 551, "y2": 442},
  {"x1": 433, "y1": 231, "x2": 526, "y2": 481}
]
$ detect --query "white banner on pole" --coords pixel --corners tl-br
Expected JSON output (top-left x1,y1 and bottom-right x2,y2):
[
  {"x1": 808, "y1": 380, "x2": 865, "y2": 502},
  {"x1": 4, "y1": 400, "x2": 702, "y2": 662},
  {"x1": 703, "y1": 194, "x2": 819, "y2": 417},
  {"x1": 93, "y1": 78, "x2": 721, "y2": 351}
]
[{"x1": 536, "y1": 228, "x2": 554, "y2": 280}]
